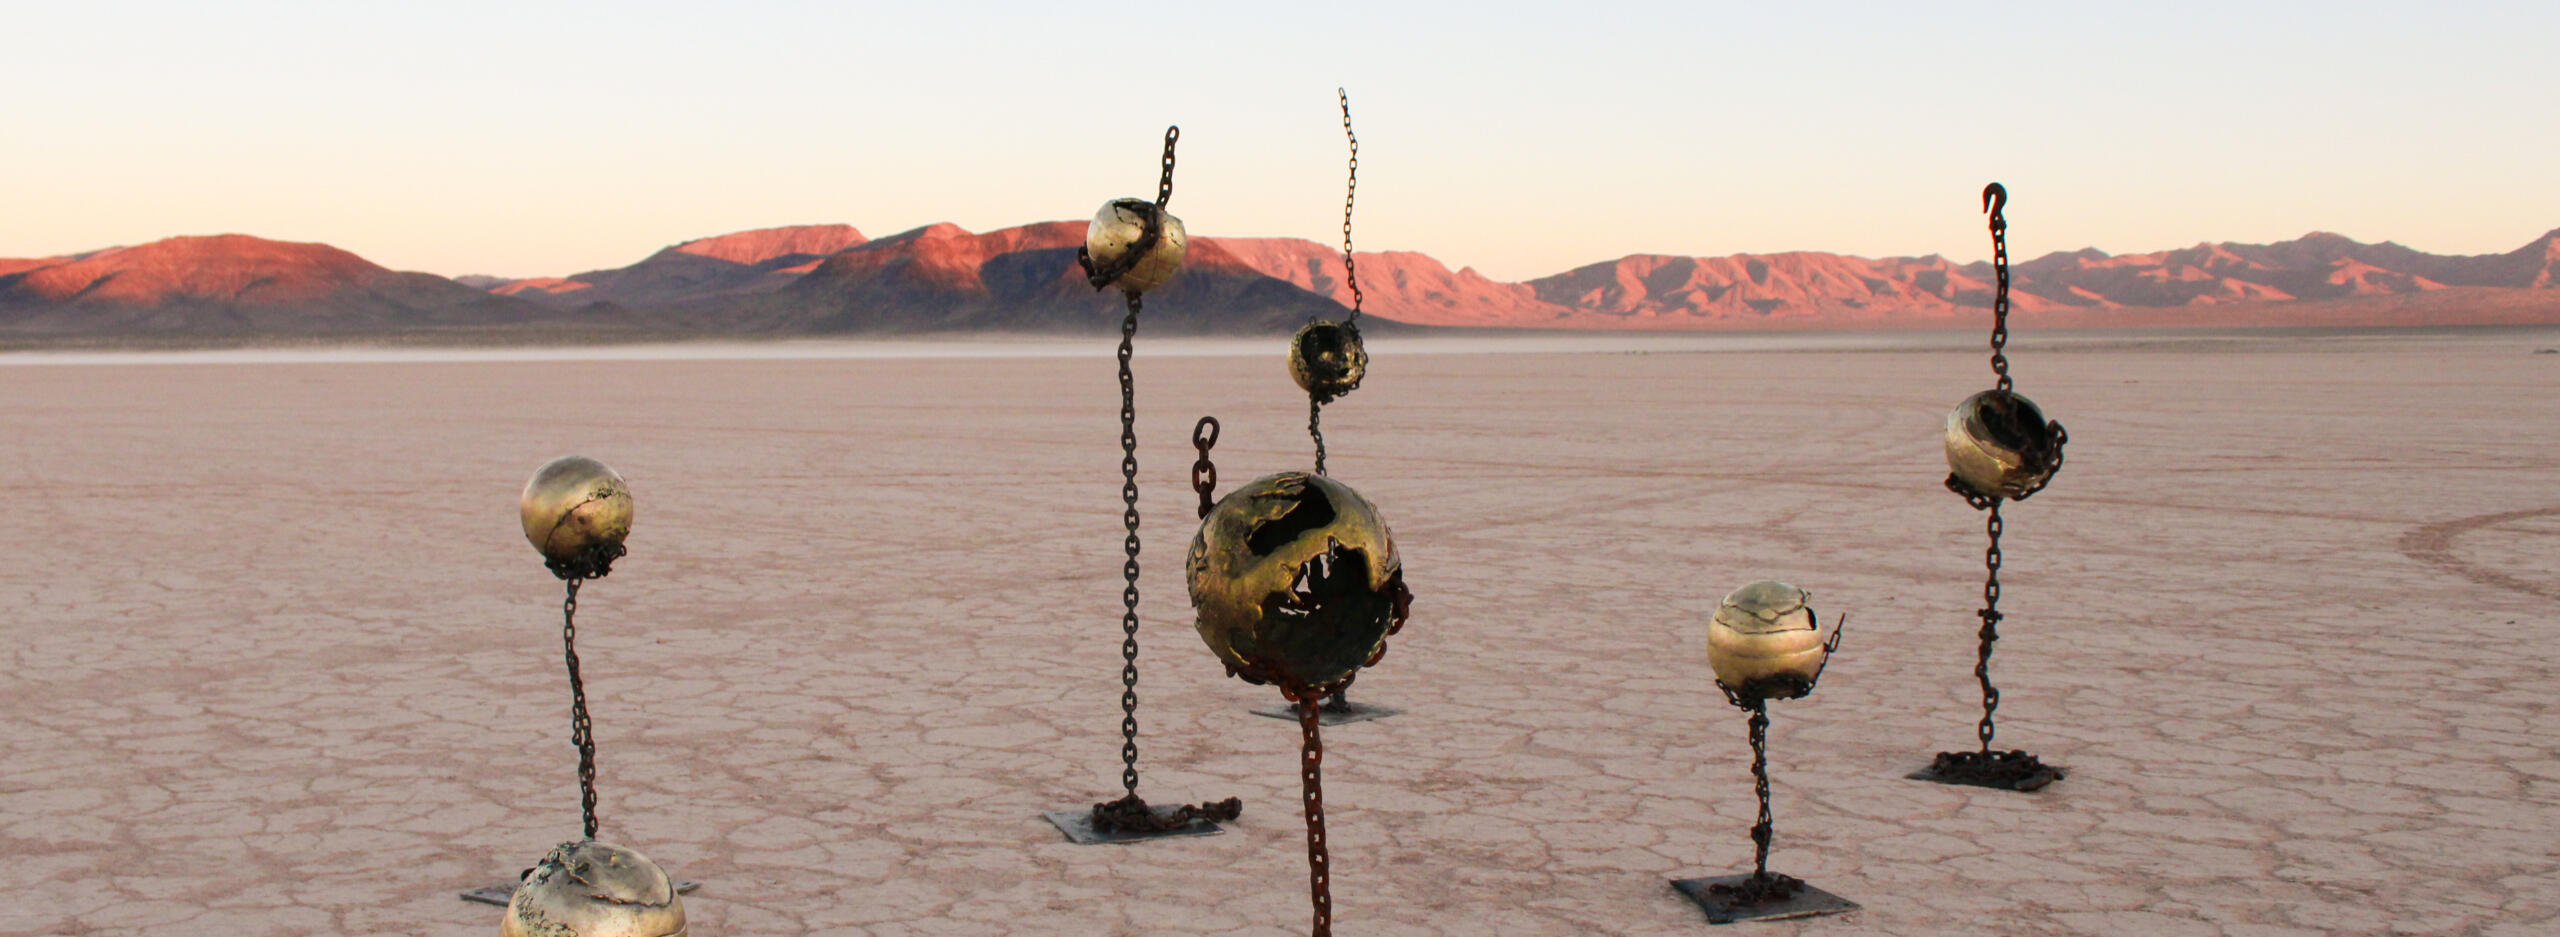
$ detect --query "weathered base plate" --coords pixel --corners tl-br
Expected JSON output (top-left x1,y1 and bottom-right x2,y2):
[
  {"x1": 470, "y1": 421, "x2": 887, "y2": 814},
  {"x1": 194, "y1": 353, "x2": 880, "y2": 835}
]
[
  {"x1": 1248, "y1": 701, "x2": 1403, "y2": 725},
  {"x1": 461, "y1": 879, "x2": 700, "y2": 907},
  {"x1": 1909, "y1": 749, "x2": 2065, "y2": 791},
  {"x1": 1042, "y1": 808, "x2": 1226, "y2": 845},
  {"x1": 1670, "y1": 874, "x2": 1859, "y2": 925}
]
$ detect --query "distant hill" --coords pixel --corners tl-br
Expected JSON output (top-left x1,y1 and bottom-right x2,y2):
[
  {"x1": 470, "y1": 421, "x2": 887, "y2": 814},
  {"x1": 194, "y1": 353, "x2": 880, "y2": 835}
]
[
  {"x1": 0, "y1": 235, "x2": 551, "y2": 340},
  {"x1": 6, "y1": 222, "x2": 2557, "y2": 345}
]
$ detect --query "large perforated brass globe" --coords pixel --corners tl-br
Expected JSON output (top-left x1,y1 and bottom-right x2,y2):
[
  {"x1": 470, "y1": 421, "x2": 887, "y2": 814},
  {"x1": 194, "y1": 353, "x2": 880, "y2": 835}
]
[
  {"x1": 1187, "y1": 472, "x2": 1409, "y2": 695},
  {"x1": 1083, "y1": 198, "x2": 1188, "y2": 294},
  {"x1": 1289, "y1": 320, "x2": 1367, "y2": 402},
  {"x1": 1706, "y1": 581, "x2": 1835, "y2": 703},
  {"x1": 521, "y1": 457, "x2": 632, "y2": 575},
  {"x1": 501, "y1": 840, "x2": 686, "y2": 937},
  {"x1": 1944, "y1": 390, "x2": 2065, "y2": 501}
]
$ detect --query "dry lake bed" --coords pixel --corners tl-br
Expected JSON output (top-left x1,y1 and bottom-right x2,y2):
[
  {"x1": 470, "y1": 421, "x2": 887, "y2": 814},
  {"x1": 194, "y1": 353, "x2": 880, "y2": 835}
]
[{"x1": 3, "y1": 329, "x2": 2556, "y2": 936}]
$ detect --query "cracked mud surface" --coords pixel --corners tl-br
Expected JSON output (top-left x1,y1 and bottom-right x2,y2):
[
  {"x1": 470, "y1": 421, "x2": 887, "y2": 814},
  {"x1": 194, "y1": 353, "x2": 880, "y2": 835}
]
[{"x1": 3, "y1": 332, "x2": 2556, "y2": 935}]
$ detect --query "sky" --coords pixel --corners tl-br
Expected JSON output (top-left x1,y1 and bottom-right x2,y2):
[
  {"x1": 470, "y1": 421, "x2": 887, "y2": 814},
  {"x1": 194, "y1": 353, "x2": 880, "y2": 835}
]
[{"x1": 2, "y1": 1, "x2": 2552, "y2": 281}]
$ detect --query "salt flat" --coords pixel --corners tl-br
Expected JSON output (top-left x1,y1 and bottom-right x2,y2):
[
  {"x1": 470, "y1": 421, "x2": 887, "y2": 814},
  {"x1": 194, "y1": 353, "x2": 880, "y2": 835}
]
[{"x1": 2, "y1": 329, "x2": 2555, "y2": 936}]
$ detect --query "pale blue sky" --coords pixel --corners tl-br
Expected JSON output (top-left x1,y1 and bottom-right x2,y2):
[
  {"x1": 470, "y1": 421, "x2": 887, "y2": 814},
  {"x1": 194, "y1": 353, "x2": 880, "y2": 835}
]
[{"x1": 2, "y1": 1, "x2": 2550, "y2": 280}]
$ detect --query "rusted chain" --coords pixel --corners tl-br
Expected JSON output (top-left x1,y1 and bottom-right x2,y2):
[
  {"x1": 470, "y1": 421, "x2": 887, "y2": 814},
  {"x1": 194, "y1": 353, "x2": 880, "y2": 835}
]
[{"x1": 1298, "y1": 693, "x2": 1334, "y2": 937}]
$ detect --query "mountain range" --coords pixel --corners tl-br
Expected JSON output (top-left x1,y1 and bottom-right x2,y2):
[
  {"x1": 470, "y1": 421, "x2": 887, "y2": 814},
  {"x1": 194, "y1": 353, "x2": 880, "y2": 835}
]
[{"x1": 5, "y1": 219, "x2": 2558, "y2": 344}]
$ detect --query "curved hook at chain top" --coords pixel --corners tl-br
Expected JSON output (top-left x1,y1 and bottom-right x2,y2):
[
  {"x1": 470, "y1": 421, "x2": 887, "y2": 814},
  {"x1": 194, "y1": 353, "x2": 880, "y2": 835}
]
[{"x1": 1981, "y1": 181, "x2": 2013, "y2": 392}]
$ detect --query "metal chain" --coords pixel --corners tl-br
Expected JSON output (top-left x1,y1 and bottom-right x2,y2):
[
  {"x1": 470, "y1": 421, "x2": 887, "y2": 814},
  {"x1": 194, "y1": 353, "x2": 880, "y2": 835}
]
[
  {"x1": 1338, "y1": 89, "x2": 1362, "y2": 332},
  {"x1": 1975, "y1": 502, "x2": 2005, "y2": 752},
  {"x1": 562, "y1": 578, "x2": 598, "y2": 841},
  {"x1": 1192, "y1": 417, "x2": 1220, "y2": 519},
  {"x1": 1158, "y1": 127, "x2": 1179, "y2": 210},
  {"x1": 1309, "y1": 398, "x2": 1328, "y2": 476},
  {"x1": 1116, "y1": 294, "x2": 1144, "y2": 796},
  {"x1": 1746, "y1": 700, "x2": 1772, "y2": 880},
  {"x1": 1305, "y1": 90, "x2": 1360, "y2": 477},
  {"x1": 1297, "y1": 695, "x2": 1334, "y2": 937},
  {"x1": 1984, "y1": 183, "x2": 2012, "y2": 393}
]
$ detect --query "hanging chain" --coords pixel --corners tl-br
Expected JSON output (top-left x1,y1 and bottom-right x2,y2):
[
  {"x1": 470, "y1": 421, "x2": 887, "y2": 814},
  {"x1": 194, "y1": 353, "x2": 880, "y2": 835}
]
[
  {"x1": 1309, "y1": 399, "x2": 1328, "y2": 477},
  {"x1": 1975, "y1": 502, "x2": 2005, "y2": 752},
  {"x1": 1297, "y1": 695, "x2": 1334, "y2": 937},
  {"x1": 1306, "y1": 89, "x2": 1361, "y2": 477},
  {"x1": 1338, "y1": 89, "x2": 1363, "y2": 332},
  {"x1": 1158, "y1": 127, "x2": 1179, "y2": 210},
  {"x1": 1984, "y1": 183, "x2": 2012, "y2": 393},
  {"x1": 1115, "y1": 294, "x2": 1144, "y2": 796},
  {"x1": 1746, "y1": 700, "x2": 1772, "y2": 880},
  {"x1": 562, "y1": 578, "x2": 599, "y2": 841}
]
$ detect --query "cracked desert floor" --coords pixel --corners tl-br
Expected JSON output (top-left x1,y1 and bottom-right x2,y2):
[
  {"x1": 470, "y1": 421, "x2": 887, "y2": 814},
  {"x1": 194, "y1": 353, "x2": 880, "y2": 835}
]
[{"x1": 4, "y1": 329, "x2": 2556, "y2": 936}]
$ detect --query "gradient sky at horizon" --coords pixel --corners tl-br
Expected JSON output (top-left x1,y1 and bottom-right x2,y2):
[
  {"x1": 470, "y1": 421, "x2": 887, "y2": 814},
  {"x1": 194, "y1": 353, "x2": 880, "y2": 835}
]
[{"x1": 2, "y1": 1, "x2": 2552, "y2": 281}]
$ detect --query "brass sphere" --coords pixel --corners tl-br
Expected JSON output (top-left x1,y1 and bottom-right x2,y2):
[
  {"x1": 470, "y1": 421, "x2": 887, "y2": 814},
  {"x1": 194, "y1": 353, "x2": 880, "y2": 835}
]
[
  {"x1": 1289, "y1": 320, "x2": 1368, "y2": 402},
  {"x1": 1083, "y1": 198, "x2": 1188, "y2": 294},
  {"x1": 501, "y1": 840, "x2": 687, "y2": 937},
  {"x1": 1944, "y1": 389, "x2": 2064, "y2": 501},
  {"x1": 1187, "y1": 472, "x2": 1409, "y2": 695},
  {"x1": 1705, "y1": 581, "x2": 1834, "y2": 702},
  {"x1": 521, "y1": 456, "x2": 632, "y2": 576}
]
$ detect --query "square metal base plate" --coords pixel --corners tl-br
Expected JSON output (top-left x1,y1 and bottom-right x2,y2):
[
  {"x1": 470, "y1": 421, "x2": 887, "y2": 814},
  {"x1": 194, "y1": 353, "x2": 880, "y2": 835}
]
[
  {"x1": 1908, "y1": 750, "x2": 2065, "y2": 791},
  {"x1": 1670, "y1": 874, "x2": 1859, "y2": 924},
  {"x1": 1042, "y1": 807, "x2": 1227, "y2": 845},
  {"x1": 1248, "y1": 700, "x2": 1403, "y2": 725},
  {"x1": 461, "y1": 879, "x2": 700, "y2": 907}
]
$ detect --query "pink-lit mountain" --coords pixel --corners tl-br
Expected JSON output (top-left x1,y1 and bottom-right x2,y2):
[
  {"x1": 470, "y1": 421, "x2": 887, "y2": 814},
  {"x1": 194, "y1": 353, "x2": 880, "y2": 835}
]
[{"x1": 6, "y1": 222, "x2": 2558, "y2": 342}]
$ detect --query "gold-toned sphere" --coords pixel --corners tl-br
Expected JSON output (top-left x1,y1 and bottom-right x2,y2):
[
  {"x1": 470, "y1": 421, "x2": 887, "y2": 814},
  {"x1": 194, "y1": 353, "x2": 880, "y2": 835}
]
[
  {"x1": 521, "y1": 456, "x2": 632, "y2": 575},
  {"x1": 1187, "y1": 472, "x2": 1409, "y2": 695},
  {"x1": 1083, "y1": 198, "x2": 1188, "y2": 294},
  {"x1": 1289, "y1": 320, "x2": 1367, "y2": 402},
  {"x1": 1944, "y1": 389, "x2": 2065, "y2": 501},
  {"x1": 501, "y1": 840, "x2": 687, "y2": 937},
  {"x1": 1706, "y1": 581, "x2": 1834, "y2": 702}
]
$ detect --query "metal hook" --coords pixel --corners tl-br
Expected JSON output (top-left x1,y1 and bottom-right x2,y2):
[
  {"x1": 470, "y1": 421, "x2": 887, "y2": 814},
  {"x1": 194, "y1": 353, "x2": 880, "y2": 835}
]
[{"x1": 1982, "y1": 182, "x2": 2007, "y2": 231}]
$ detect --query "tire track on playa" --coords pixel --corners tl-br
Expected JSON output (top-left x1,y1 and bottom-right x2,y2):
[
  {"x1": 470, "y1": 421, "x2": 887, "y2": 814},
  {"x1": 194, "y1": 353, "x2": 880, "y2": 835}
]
[{"x1": 2398, "y1": 506, "x2": 2560, "y2": 601}]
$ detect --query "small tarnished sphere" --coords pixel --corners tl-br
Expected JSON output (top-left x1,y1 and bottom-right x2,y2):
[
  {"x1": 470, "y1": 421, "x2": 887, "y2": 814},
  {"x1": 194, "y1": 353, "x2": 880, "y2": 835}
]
[
  {"x1": 501, "y1": 840, "x2": 687, "y2": 937},
  {"x1": 521, "y1": 457, "x2": 632, "y2": 574},
  {"x1": 1288, "y1": 320, "x2": 1368, "y2": 402},
  {"x1": 1188, "y1": 472, "x2": 1410, "y2": 695},
  {"x1": 1706, "y1": 581, "x2": 1835, "y2": 703},
  {"x1": 1083, "y1": 198, "x2": 1188, "y2": 294},
  {"x1": 1944, "y1": 389, "x2": 2065, "y2": 501}
]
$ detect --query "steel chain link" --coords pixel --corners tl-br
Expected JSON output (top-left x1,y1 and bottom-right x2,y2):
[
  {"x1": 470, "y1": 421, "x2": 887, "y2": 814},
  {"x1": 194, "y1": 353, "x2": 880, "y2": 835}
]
[{"x1": 1192, "y1": 417, "x2": 1220, "y2": 519}]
